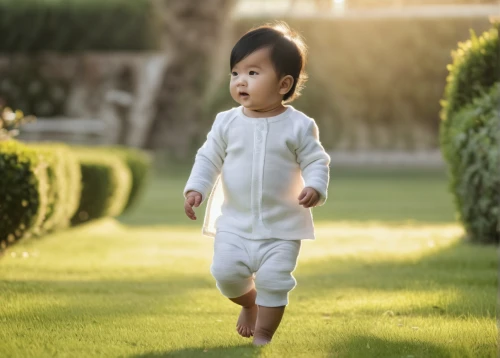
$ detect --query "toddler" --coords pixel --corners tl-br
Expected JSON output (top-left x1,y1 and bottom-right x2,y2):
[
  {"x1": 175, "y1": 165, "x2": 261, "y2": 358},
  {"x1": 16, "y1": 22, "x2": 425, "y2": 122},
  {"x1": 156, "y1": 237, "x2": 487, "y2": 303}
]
[{"x1": 183, "y1": 22, "x2": 330, "y2": 346}]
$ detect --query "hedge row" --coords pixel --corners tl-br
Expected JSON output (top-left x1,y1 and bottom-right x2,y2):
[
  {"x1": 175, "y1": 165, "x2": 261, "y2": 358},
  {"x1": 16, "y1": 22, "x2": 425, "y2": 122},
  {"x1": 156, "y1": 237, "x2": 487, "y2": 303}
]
[
  {"x1": 0, "y1": 0, "x2": 159, "y2": 52},
  {"x1": 440, "y1": 24, "x2": 499, "y2": 245},
  {"x1": 0, "y1": 142, "x2": 151, "y2": 251}
]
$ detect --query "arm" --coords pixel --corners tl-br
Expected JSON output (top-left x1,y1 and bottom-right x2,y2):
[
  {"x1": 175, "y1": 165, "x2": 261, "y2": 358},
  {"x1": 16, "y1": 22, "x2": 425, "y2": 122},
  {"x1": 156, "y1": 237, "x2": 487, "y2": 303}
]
[
  {"x1": 183, "y1": 114, "x2": 227, "y2": 204},
  {"x1": 296, "y1": 120, "x2": 331, "y2": 206}
]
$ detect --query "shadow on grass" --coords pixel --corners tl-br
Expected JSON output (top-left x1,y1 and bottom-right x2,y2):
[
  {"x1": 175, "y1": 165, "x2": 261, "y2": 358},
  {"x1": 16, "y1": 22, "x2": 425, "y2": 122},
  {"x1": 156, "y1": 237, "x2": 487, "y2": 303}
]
[
  {"x1": 131, "y1": 345, "x2": 260, "y2": 358},
  {"x1": 331, "y1": 335, "x2": 452, "y2": 358},
  {"x1": 295, "y1": 239, "x2": 498, "y2": 319}
]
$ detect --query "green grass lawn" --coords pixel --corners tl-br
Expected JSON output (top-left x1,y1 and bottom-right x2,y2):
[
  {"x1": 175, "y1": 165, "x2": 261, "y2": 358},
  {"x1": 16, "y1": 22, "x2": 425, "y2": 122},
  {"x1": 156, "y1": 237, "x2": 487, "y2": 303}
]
[
  {"x1": 1, "y1": 167, "x2": 497, "y2": 357},
  {"x1": 120, "y1": 167, "x2": 456, "y2": 227}
]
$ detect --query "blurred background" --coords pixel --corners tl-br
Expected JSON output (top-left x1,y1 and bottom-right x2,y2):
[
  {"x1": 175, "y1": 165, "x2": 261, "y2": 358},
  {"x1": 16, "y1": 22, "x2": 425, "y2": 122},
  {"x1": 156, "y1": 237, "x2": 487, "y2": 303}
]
[
  {"x1": 0, "y1": 0, "x2": 498, "y2": 229},
  {"x1": 1, "y1": 3, "x2": 498, "y2": 355}
]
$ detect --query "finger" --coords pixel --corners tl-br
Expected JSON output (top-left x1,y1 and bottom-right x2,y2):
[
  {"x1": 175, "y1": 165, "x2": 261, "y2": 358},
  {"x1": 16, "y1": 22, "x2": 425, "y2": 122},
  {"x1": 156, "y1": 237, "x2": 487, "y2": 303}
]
[
  {"x1": 299, "y1": 192, "x2": 311, "y2": 205},
  {"x1": 185, "y1": 208, "x2": 195, "y2": 220},
  {"x1": 186, "y1": 196, "x2": 196, "y2": 206},
  {"x1": 299, "y1": 194, "x2": 311, "y2": 206},
  {"x1": 298, "y1": 190, "x2": 306, "y2": 201},
  {"x1": 305, "y1": 195, "x2": 317, "y2": 208},
  {"x1": 308, "y1": 196, "x2": 319, "y2": 208},
  {"x1": 184, "y1": 202, "x2": 196, "y2": 220},
  {"x1": 193, "y1": 195, "x2": 202, "y2": 208},
  {"x1": 309, "y1": 191, "x2": 321, "y2": 207}
]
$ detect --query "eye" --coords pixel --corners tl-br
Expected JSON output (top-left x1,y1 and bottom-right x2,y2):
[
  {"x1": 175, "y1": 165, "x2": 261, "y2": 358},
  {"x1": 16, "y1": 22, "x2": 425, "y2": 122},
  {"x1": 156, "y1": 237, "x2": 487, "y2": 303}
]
[
  {"x1": 231, "y1": 71, "x2": 238, "y2": 76},
  {"x1": 249, "y1": 71, "x2": 258, "y2": 75}
]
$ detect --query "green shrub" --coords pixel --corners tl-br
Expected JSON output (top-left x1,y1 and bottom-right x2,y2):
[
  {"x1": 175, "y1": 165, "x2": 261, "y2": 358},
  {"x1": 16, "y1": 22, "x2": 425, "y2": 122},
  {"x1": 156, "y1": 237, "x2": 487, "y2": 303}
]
[
  {"x1": 107, "y1": 146, "x2": 152, "y2": 212},
  {"x1": 0, "y1": 140, "x2": 48, "y2": 250},
  {"x1": 30, "y1": 143, "x2": 82, "y2": 231},
  {"x1": 60, "y1": 146, "x2": 83, "y2": 228},
  {"x1": 0, "y1": 0, "x2": 159, "y2": 52},
  {"x1": 71, "y1": 149, "x2": 132, "y2": 226},
  {"x1": 447, "y1": 85, "x2": 499, "y2": 245},
  {"x1": 440, "y1": 25, "x2": 499, "y2": 161},
  {"x1": 31, "y1": 146, "x2": 64, "y2": 233}
]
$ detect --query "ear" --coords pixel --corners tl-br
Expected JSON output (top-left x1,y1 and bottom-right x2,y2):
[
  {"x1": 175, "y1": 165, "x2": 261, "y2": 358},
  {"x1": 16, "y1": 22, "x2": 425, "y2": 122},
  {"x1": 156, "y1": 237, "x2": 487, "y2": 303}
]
[{"x1": 278, "y1": 75, "x2": 294, "y2": 96}]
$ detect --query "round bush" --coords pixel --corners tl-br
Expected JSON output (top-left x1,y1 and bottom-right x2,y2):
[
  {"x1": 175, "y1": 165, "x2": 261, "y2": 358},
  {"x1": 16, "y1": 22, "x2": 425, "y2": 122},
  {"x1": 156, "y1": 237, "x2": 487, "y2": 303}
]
[
  {"x1": 440, "y1": 24, "x2": 499, "y2": 161},
  {"x1": 0, "y1": 140, "x2": 49, "y2": 250},
  {"x1": 447, "y1": 84, "x2": 499, "y2": 244},
  {"x1": 71, "y1": 149, "x2": 132, "y2": 226}
]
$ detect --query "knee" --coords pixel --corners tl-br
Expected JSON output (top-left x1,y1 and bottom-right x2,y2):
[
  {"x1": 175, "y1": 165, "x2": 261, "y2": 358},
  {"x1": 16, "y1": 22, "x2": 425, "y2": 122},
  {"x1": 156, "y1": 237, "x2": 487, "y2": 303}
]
[
  {"x1": 211, "y1": 260, "x2": 250, "y2": 285},
  {"x1": 210, "y1": 261, "x2": 233, "y2": 283},
  {"x1": 254, "y1": 270, "x2": 296, "y2": 293}
]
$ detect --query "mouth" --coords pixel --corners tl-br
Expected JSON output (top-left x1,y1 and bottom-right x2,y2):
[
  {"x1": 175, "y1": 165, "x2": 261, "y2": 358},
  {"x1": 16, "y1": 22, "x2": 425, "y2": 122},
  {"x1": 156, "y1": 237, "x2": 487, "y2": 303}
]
[{"x1": 238, "y1": 92, "x2": 249, "y2": 98}]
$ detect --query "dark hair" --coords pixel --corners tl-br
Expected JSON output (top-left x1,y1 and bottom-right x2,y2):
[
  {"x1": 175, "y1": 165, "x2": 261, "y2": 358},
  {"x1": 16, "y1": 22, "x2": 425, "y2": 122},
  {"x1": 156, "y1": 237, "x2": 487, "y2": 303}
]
[{"x1": 230, "y1": 22, "x2": 308, "y2": 102}]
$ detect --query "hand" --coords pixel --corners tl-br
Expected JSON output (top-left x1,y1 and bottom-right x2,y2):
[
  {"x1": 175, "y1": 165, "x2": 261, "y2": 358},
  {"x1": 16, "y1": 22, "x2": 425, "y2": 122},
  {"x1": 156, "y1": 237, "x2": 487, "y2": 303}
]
[
  {"x1": 184, "y1": 191, "x2": 202, "y2": 220},
  {"x1": 298, "y1": 187, "x2": 320, "y2": 208}
]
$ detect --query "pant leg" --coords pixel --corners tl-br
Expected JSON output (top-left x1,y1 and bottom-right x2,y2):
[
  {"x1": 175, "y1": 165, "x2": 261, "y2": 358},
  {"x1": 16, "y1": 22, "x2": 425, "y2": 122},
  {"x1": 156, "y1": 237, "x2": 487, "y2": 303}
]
[
  {"x1": 254, "y1": 239, "x2": 301, "y2": 307},
  {"x1": 210, "y1": 231, "x2": 254, "y2": 299}
]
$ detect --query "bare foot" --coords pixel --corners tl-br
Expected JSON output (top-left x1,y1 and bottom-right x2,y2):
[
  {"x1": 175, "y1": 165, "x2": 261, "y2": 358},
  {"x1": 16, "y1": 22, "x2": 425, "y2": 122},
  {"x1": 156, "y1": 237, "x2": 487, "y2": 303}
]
[
  {"x1": 236, "y1": 305, "x2": 258, "y2": 338},
  {"x1": 252, "y1": 337, "x2": 271, "y2": 346},
  {"x1": 252, "y1": 305, "x2": 286, "y2": 346}
]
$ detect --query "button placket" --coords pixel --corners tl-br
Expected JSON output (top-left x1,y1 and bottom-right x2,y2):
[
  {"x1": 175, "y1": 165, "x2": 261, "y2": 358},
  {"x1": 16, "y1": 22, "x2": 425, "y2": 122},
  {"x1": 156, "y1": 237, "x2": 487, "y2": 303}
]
[
  {"x1": 251, "y1": 123, "x2": 260, "y2": 226},
  {"x1": 255, "y1": 121, "x2": 268, "y2": 231}
]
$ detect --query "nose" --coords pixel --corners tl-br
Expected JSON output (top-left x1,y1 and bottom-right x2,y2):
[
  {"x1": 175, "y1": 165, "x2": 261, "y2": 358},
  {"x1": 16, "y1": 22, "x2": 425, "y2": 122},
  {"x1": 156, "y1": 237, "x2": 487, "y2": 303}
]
[{"x1": 236, "y1": 75, "x2": 247, "y2": 87}]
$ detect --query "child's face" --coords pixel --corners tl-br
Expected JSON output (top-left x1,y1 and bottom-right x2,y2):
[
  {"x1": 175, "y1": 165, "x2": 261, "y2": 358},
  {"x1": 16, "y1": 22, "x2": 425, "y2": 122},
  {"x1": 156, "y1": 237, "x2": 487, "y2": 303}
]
[{"x1": 230, "y1": 47, "x2": 286, "y2": 114}]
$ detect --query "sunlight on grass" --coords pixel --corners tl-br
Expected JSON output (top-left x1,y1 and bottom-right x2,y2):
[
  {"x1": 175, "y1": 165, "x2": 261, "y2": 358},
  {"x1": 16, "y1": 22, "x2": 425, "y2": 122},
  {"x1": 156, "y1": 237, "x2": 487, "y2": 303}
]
[
  {"x1": 305, "y1": 222, "x2": 464, "y2": 262},
  {"x1": 1, "y1": 220, "x2": 496, "y2": 357}
]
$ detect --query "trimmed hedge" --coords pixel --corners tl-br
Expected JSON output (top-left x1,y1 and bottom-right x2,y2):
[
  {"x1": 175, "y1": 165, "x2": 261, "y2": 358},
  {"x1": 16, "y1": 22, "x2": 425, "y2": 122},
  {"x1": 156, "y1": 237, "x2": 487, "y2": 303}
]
[
  {"x1": 0, "y1": 142, "x2": 150, "y2": 252},
  {"x1": 0, "y1": 0, "x2": 159, "y2": 52},
  {"x1": 440, "y1": 23, "x2": 500, "y2": 245},
  {"x1": 447, "y1": 85, "x2": 499, "y2": 244},
  {"x1": 71, "y1": 149, "x2": 132, "y2": 226},
  {"x1": 0, "y1": 140, "x2": 48, "y2": 249},
  {"x1": 31, "y1": 143, "x2": 82, "y2": 231},
  {"x1": 440, "y1": 25, "x2": 499, "y2": 161},
  {"x1": 33, "y1": 146, "x2": 65, "y2": 233},
  {"x1": 107, "y1": 146, "x2": 152, "y2": 212}
]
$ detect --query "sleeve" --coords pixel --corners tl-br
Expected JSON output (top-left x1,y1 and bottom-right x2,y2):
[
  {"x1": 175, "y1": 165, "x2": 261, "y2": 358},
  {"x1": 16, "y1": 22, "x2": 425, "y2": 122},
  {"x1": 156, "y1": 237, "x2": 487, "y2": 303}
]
[
  {"x1": 183, "y1": 113, "x2": 227, "y2": 203},
  {"x1": 296, "y1": 119, "x2": 331, "y2": 206}
]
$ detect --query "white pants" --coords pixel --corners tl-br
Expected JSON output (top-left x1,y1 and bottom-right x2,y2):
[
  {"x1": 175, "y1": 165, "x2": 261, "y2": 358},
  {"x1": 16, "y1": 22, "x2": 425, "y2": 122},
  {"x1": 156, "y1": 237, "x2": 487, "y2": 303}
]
[{"x1": 210, "y1": 231, "x2": 301, "y2": 307}]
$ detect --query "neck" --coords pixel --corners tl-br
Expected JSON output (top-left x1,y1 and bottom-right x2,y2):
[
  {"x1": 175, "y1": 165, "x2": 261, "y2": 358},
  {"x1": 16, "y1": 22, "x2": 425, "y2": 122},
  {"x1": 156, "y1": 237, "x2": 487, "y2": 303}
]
[{"x1": 243, "y1": 103, "x2": 286, "y2": 118}]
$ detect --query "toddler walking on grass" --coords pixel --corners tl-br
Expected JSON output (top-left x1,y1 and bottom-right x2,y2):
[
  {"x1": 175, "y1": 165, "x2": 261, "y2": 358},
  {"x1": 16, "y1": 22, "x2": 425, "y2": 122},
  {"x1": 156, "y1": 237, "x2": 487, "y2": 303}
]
[{"x1": 183, "y1": 21, "x2": 330, "y2": 346}]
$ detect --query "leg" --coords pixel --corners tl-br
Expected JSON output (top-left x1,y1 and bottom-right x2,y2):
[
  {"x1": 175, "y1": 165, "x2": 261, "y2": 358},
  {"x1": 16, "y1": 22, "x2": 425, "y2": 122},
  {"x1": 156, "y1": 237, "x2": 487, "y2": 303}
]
[
  {"x1": 253, "y1": 240, "x2": 301, "y2": 345},
  {"x1": 253, "y1": 305, "x2": 286, "y2": 346},
  {"x1": 210, "y1": 232, "x2": 256, "y2": 338},
  {"x1": 229, "y1": 288, "x2": 258, "y2": 338}
]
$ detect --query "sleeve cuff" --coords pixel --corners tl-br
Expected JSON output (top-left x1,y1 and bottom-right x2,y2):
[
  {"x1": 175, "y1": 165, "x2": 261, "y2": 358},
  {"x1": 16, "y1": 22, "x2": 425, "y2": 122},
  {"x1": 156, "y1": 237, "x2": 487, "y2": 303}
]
[{"x1": 183, "y1": 183, "x2": 209, "y2": 203}]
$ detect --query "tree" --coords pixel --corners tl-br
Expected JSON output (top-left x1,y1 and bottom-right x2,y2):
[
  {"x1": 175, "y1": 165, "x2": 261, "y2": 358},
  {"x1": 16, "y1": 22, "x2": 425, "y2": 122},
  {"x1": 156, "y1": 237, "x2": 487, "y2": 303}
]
[{"x1": 146, "y1": 0, "x2": 235, "y2": 158}]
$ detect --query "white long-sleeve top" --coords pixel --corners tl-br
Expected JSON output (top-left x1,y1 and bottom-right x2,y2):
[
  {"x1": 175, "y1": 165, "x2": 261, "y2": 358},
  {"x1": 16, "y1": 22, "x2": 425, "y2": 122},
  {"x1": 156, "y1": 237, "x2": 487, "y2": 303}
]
[{"x1": 183, "y1": 105, "x2": 330, "y2": 240}]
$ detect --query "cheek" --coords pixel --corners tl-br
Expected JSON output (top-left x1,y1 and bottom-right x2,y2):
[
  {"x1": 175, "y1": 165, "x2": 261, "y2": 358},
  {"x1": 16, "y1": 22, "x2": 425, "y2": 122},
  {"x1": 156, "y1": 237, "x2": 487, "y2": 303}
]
[{"x1": 229, "y1": 81, "x2": 237, "y2": 93}]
